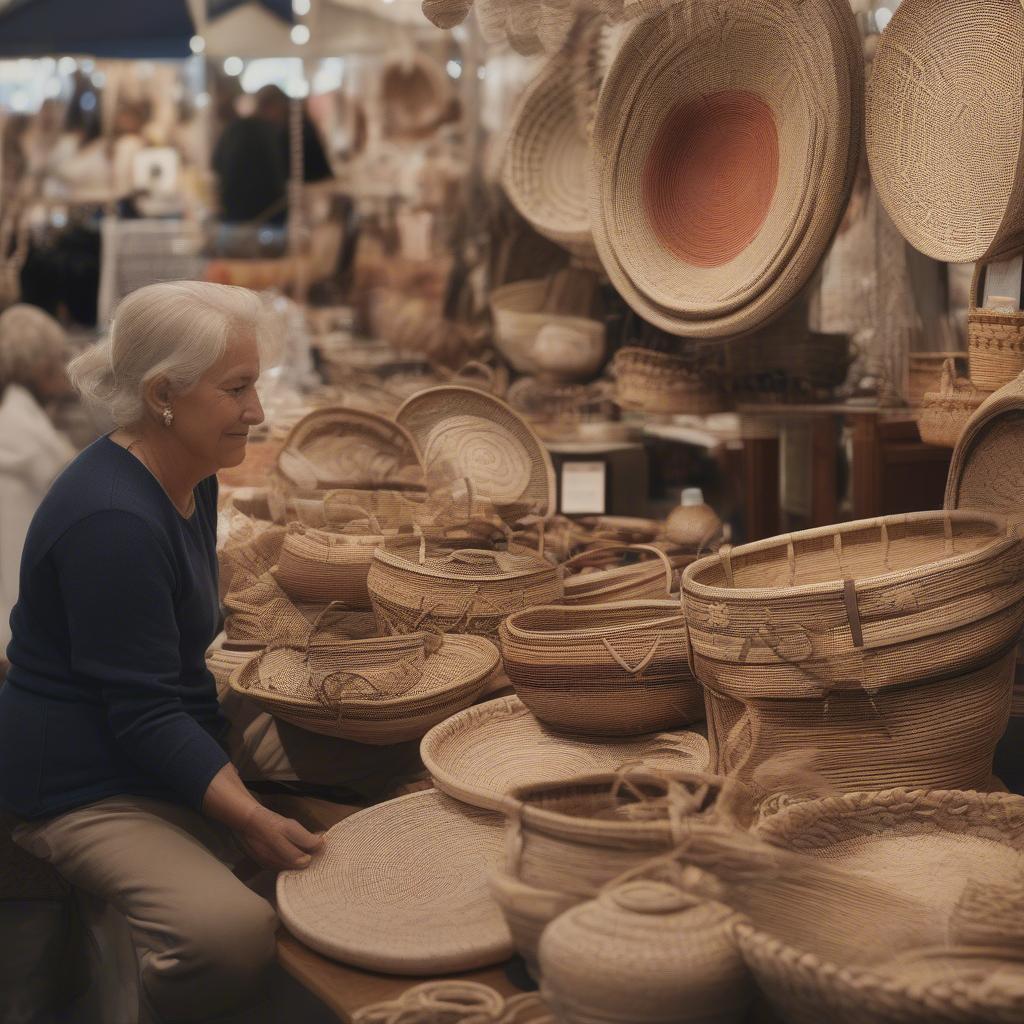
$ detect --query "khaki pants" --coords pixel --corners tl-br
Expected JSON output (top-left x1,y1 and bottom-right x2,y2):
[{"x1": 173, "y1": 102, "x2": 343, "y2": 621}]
[{"x1": 11, "y1": 688, "x2": 422, "y2": 1023}]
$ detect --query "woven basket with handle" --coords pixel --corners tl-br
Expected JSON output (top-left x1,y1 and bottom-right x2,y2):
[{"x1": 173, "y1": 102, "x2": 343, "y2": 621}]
[
  {"x1": 562, "y1": 543, "x2": 694, "y2": 605},
  {"x1": 967, "y1": 260, "x2": 1024, "y2": 392}
]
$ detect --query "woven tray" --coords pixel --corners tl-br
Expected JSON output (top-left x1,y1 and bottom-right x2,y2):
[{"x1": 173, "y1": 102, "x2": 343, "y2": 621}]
[
  {"x1": 277, "y1": 790, "x2": 512, "y2": 975},
  {"x1": 499, "y1": 601, "x2": 704, "y2": 736},
  {"x1": 420, "y1": 695, "x2": 710, "y2": 812},
  {"x1": 396, "y1": 386, "x2": 556, "y2": 522}
]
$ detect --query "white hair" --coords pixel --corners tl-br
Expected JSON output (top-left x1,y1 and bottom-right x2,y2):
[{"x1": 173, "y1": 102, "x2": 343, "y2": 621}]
[
  {"x1": 0, "y1": 304, "x2": 67, "y2": 389},
  {"x1": 68, "y1": 281, "x2": 280, "y2": 427}
]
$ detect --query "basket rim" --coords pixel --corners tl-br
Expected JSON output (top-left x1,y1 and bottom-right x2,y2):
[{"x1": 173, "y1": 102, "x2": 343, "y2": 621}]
[{"x1": 502, "y1": 599, "x2": 685, "y2": 641}]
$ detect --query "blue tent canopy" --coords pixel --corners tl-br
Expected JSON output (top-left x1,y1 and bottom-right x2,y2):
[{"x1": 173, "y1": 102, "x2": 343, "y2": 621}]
[{"x1": 0, "y1": 0, "x2": 293, "y2": 58}]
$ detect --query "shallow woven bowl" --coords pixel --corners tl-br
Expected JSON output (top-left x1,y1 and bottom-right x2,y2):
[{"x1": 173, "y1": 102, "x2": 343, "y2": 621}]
[
  {"x1": 737, "y1": 788, "x2": 1024, "y2": 1024},
  {"x1": 866, "y1": 0, "x2": 1024, "y2": 264},
  {"x1": 500, "y1": 601, "x2": 704, "y2": 736},
  {"x1": 397, "y1": 386, "x2": 556, "y2": 521},
  {"x1": 420, "y1": 694, "x2": 710, "y2": 812},
  {"x1": 277, "y1": 790, "x2": 512, "y2": 975},
  {"x1": 277, "y1": 407, "x2": 424, "y2": 492},
  {"x1": 591, "y1": 0, "x2": 862, "y2": 337}
]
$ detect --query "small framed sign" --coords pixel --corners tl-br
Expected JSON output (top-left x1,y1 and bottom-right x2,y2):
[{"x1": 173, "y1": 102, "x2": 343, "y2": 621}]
[{"x1": 560, "y1": 460, "x2": 607, "y2": 515}]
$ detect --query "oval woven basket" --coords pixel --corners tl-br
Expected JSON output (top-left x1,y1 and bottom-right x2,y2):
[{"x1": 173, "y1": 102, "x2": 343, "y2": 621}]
[
  {"x1": 500, "y1": 600, "x2": 704, "y2": 736},
  {"x1": 612, "y1": 347, "x2": 726, "y2": 416},
  {"x1": 490, "y1": 279, "x2": 606, "y2": 381},
  {"x1": 737, "y1": 788, "x2": 1024, "y2": 1024},
  {"x1": 368, "y1": 540, "x2": 563, "y2": 640},
  {"x1": 683, "y1": 511, "x2": 1024, "y2": 793},
  {"x1": 277, "y1": 790, "x2": 512, "y2": 975},
  {"x1": 228, "y1": 633, "x2": 498, "y2": 745},
  {"x1": 866, "y1": 0, "x2": 1024, "y2": 264},
  {"x1": 396, "y1": 386, "x2": 557, "y2": 522},
  {"x1": 562, "y1": 544, "x2": 694, "y2": 605},
  {"x1": 917, "y1": 359, "x2": 992, "y2": 447},
  {"x1": 967, "y1": 260, "x2": 1024, "y2": 392},
  {"x1": 907, "y1": 351, "x2": 967, "y2": 408},
  {"x1": 590, "y1": 0, "x2": 862, "y2": 337},
  {"x1": 420, "y1": 694, "x2": 710, "y2": 812}
]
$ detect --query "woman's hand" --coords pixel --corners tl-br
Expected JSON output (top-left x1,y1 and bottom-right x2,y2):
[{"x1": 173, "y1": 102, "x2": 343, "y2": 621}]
[{"x1": 237, "y1": 804, "x2": 324, "y2": 872}]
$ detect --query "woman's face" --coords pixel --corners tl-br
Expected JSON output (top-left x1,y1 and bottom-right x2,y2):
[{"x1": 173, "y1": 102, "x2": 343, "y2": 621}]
[{"x1": 171, "y1": 332, "x2": 265, "y2": 471}]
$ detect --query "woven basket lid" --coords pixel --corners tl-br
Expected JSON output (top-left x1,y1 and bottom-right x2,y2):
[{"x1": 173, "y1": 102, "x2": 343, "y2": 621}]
[
  {"x1": 396, "y1": 386, "x2": 556, "y2": 520},
  {"x1": 277, "y1": 790, "x2": 512, "y2": 974},
  {"x1": 420, "y1": 694, "x2": 710, "y2": 811},
  {"x1": 277, "y1": 407, "x2": 424, "y2": 492},
  {"x1": 945, "y1": 373, "x2": 1024, "y2": 520},
  {"x1": 590, "y1": 0, "x2": 862, "y2": 338},
  {"x1": 502, "y1": 58, "x2": 595, "y2": 264},
  {"x1": 866, "y1": 0, "x2": 1024, "y2": 263}
]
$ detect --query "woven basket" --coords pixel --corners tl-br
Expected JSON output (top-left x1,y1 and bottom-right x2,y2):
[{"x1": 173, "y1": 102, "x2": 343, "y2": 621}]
[
  {"x1": 612, "y1": 347, "x2": 725, "y2": 415},
  {"x1": 562, "y1": 544, "x2": 694, "y2": 605},
  {"x1": 540, "y1": 882, "x2": 751, "y2": 1024},
  {"x1": 866, "y1": 0, "x2": 1024, "y2": 264},
  {"x1": 420, "y1": 694, "x2": 710, "y2": 812},
  {"x1": 500, "y1": 601, "x2": 704, "y2": 736},
  {"x1": 396, "y1": 386, "x2": 556, "y2": 522},
  {"x1": 369, "y1": 539, "x2": 562, "y2": 639},
  {"x1": 206, "y1": 633, "x2": 258, "y2": 693},
  {"x1": 907, "y1": 351, "x2": 967, "y2": 408},
  {"x1": 501, "y1": 57, "x2": 596, "y2": 265},
  {"x1": 277, "y1": 407, "x2": 424, "y2": 493},
  {"x1": 229, "y1": 632, "x2": 498, "y2": 744},
  {"x1": 490, "y1": 279, "x2": 606, "y2": 381},
  {"x1": 353, "y1": 982, "x2": 554, "y2": 1024},
  {"x1": 683, "y1": 511, "x2": 1024, "y2": 793},
  {"x1": 967, "y1": 261, "x2": 1024, "y2": 392},
  {"x1": 736, "y1": 788, "x2": 1024, "y2": 1024},
  {"x1": 488, "y1": 871, "x2": 577, "y2": 982},
  {"x1": 277, "y1": 790, "x2": 512, "y2": 974},
  {"x1": 591, "y1": 0, "x2": 862, "y2": 337},
  {"x1": 917, "y1": 359, "x2": 993, "y2": 446}
]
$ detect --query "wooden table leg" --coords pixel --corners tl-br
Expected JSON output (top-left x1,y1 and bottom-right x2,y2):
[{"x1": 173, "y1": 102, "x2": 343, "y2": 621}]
[
  {"x1": 743, "y1": 437, "x2": 780, "y2": 542},
  {"x1": 810, "y1": 415, "x2": 839, "y2": 527},
  {"x1": 850, "y1": 413, "x2": 883, "y2": 520}
]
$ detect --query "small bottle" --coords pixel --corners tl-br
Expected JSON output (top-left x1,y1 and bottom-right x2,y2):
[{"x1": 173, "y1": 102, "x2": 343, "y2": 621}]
[{"x1": 665, "y1": 487, "x2": 722, "y2": 551}]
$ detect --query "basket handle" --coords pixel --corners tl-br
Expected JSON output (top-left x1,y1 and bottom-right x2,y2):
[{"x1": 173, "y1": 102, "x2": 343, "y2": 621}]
[
  {"x1": 277, "y1": 448, "x2": 321, "y2": 491},
  {"x1": 562, "y1": 544, "x2": 675, "y2": 595},
  {"x1": 321, "y1": 502, "x2": 382, "y2": 534}
]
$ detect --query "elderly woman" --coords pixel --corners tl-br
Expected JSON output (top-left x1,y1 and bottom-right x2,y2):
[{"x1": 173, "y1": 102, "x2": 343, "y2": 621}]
[
  {"x1": 0, "y1": 304, "x2": 76, "y2": 660},
  {"x1": 0, "y1": 282, "x2": 413, "y2": 1023}
]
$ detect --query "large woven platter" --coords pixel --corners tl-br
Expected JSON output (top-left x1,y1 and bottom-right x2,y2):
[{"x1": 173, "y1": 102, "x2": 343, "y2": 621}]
[
  {"x1": 421, "y1": 695, "x2": 710, "y2": 812},
  {"x1": 396, "y1": 386, "x2": 556, "y2": 521},
  {"x1": 277, "y1": 790, "x2": 512, "y2": 975},
  {"x1": 866, "y1": 0, "x2": 1024, "y2": 263}
]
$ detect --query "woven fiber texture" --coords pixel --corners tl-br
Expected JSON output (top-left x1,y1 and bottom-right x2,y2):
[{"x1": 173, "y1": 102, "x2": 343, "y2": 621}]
[
  {"x1": 368, "y1": 540, "x2": 563, "y2": 639},
  {"x1": 277, "y1": 790, "x2": 513, "y2": 974},
  {"x1": 206, "y1": 634, "x2": 258, "y2": 694},
  {"x1": 966, "y1": 262, "x2": 1024, "y2": 391},
  {"x1": 590, "y1": 0, "x2": 862, "y2": 337},
  {"x1": 421, "y1": 0, "x2": 473, "y2": 30},
  {"x1": 866, "y1": 0, "x2": 1024, "y2": 264},
  {"x1": 917, "y1": 359, "x2": 992, "y2": 447},
  {"x1": 561, "y1": 543, "x2": 694, "y2": 605},
  {"x1": 540, "y1": 882, "x2": 751, "y2": 1024},
  {"x1": 907, "y1": 352, "x2": 967, "y2": 408},
  {"x1": 276, "y1": 407, "x2": 424, "y2": 493},
  {"x1": 737, "y1": 788, "x2": 1024, "y2": 1023},
  {"x1": 229, "y1": 633, "x2": 498, "y2": 744},
  {"x1": 612, "y1": 347, "x2": 725, "y2": 415},
  {"x1": 420, "y1": 694, "x2": 709, "y2": 811},
  {"x1": 222, "y1": 568, "x2": 332, "y2": 648},
  {"x1": 683, "y1": 511, "x2": 1024, "y2": 792},
  {"x1": 354, "y1": 981, "x2": 553, "y2": 1024},
  {"x1": 499, "y1": 600, "x2": 704, "y2": 735},
  {"x1": 397, "y1": 387, "x2": 556, "y2": 521}
]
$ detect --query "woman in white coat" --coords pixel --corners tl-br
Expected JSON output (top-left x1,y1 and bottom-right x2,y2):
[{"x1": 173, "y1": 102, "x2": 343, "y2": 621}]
[{"x1": 0, "y1": 304, "x2": 75, "y2": 661}]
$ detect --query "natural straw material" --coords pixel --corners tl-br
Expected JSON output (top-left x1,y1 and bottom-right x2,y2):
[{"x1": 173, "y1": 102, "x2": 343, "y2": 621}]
[
  {"x1": 866, "y1": 0, "x2": 1024, "y2": 263},
  {"x1": 229, "y1": 633, "x2": 498, "y2": 744},
  {"x1": 738, "y1": 788, "x2": 1024, "y2": 1023},
  {"x1": 397, "y1": 387, "x2": 556, "y2": 521},
  {"x1": 591, "y1": 0, "x2": 862, "y2": 337},
  {"x1": 967, "y1": 261, "x2": 1024, "y2": 392},
  {"x1": 421, "y1": 0, "x2": 473, "y2": 30},
  {"x1": 540, "y1": 882, "x2": 751, "y2": 1024},
  {"x1": 499, "y1": 601, "x2": 704, "y2": 735},
  {"x1": 683, "y1": 511, "x2": 1024, "y2": 793},
  {"x1": 907, "y1": 352, "x2": 966, "y2": 408},
  {"x1": 561, "y1": 544, "x2": 694, "y2": 605},
  {"x1": 612, "y1": 347, "x2": 725, "y2": 416},
  {"x1": 277, "y1": 791, "x2": 513, "y2": 974},
  {"x1": 420, "y1": 694, "x2": 710, "y2": 811},
  {"x1": 354, "y1": 981, "x2": 553, "y2": 1024},
  {"x1": 917, "y1": 359, "x2": 992, "y2": 447},
  {"x1": 277, "y1": 407, "x2": 424, "y2": 492}
]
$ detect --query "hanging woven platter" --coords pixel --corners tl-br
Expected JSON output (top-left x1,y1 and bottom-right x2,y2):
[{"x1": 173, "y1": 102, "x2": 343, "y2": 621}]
[
  {"x1": 277, "y1": 790, "x2": 513, "y2": 974},
  {"x1": 420, "y1": 694, "x2": 710, "y2": 811}
]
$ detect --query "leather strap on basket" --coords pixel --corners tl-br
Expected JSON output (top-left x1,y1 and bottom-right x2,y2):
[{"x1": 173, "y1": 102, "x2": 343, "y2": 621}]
[{"x1": 843, "y1": 579, "x2": 864, "y2": 649}]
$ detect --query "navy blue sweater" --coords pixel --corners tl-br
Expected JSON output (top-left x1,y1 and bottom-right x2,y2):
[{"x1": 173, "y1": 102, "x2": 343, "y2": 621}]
[{"x1": 0, "y1": 436, "x2": 229, "y2": 819}]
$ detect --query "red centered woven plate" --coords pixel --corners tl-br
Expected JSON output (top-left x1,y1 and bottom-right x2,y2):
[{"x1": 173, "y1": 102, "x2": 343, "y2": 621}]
[{"x1": 643, "y1": 90, "x2": 780, "y2": 268}]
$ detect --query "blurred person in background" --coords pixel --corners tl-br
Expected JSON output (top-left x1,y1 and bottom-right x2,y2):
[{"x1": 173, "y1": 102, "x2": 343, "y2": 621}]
[{"x1": 0, "y1": 304, "x2": 75, "y2": 673}]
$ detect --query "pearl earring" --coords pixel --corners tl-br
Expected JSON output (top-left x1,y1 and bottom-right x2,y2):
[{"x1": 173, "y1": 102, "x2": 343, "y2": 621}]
[{"x1": 162, "y1": 407, "x2": 174, "y2": 427}]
